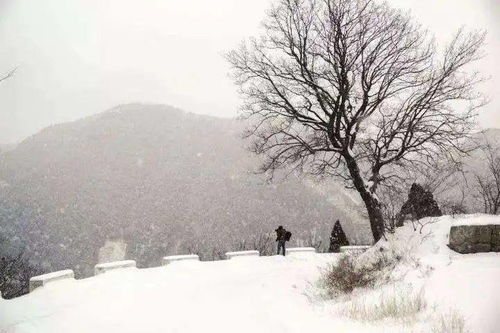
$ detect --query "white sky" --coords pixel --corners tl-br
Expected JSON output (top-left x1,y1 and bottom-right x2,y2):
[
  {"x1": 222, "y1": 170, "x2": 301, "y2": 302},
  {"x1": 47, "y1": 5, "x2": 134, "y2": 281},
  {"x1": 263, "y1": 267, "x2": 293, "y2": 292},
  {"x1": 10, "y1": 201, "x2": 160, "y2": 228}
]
[{"x1": 0, "y1": 0, "x2": 499, "y2": 143}]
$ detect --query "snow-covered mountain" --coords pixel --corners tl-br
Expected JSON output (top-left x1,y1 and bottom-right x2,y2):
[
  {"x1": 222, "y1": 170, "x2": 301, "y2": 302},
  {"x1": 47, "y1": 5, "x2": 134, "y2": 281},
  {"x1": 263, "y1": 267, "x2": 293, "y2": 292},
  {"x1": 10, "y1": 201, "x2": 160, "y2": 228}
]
[{"x1": 0, "y1": 104, "x2": 368, "y2": 280}]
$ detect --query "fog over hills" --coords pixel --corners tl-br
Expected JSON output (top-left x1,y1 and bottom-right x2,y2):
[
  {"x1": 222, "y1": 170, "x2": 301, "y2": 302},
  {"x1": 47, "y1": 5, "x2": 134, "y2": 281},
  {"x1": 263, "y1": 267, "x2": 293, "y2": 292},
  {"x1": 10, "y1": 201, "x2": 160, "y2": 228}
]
[
  {"x1": 0, "y1": 143, "x2": 16, "y2": 154},
  {"x1": 0, "y1": 104, "x2": 368, "y2": 277}
]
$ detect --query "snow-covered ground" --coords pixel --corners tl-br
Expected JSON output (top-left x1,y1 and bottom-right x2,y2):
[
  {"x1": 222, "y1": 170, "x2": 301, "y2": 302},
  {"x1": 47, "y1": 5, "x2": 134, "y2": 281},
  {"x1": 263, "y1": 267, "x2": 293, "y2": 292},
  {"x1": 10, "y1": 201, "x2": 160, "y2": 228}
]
[
  {"x1": 354, "y1": 214, "x2": 500, "y2": 332},
  {"x1": 1, "y1": 214, "x2": 499, "y2": 333}
]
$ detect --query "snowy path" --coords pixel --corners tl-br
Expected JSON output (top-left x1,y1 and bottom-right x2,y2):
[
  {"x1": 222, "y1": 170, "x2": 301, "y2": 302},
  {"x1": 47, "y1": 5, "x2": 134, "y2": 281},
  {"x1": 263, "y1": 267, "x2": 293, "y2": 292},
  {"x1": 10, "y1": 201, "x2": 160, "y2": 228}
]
[{"x1": 0, "y1": 254, "x2": 366, "y2": 333}]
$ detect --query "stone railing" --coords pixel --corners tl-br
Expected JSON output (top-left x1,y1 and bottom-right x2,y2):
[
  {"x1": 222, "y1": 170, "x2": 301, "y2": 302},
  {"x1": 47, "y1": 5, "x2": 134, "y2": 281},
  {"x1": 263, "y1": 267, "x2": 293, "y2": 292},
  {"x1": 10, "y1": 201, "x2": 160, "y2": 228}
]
[
  {"x1": 94, "y1": 260, "x2": 137, "y2": 275},
  {"x1": 29, "y1": 270, "x2": 75, "y2": 292},
  {"x1": 225, "y1": 250, "x2": 260, "y2": 259},
  {"x1": 286, "y1": 247, "x2": 316, "y2": 255},
  {"x1": 23, "y1": 248, "x2": 324, "y2": 296},
  {"x1": 449, "y1": 224, "x2": 500, "y2": 254},
  {"x1": 162, "y1": 254, "x2": 200, "y2": 265}
]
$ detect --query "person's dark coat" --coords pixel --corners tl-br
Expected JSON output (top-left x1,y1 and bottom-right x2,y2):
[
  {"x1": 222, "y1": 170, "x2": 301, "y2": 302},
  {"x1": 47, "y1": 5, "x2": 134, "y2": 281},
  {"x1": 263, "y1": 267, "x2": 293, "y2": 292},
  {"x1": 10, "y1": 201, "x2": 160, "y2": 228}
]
[{"x1": 275, "y1": 226, "x2": 286, "y2": 241}]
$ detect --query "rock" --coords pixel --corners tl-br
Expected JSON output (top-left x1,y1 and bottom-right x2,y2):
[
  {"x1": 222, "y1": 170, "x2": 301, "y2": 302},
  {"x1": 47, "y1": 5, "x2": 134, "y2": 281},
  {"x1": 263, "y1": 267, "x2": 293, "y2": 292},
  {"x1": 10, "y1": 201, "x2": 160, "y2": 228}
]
[
  {"x1": 449, "y1": 225, "x2": 472, "y2": 244},
  {"x1": 475, "y1": 225, "x2": 493, "y2": 243},
  {"x1": 492, "y1": 225, "x2": 500, "y2": 251},
  {"x1": 474, "y1": 243, "x2": 492, "y2": 253},
  {"x1": 449, "y1": 225, "x2": 495, "y2": 254}
]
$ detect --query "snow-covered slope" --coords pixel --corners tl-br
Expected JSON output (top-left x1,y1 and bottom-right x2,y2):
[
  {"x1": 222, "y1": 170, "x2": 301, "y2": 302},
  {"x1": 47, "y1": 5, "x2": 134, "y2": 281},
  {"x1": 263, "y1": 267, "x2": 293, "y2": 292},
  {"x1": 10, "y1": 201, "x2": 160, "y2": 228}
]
[
  {"x1": 356, "y1": 214, "x2": 500, "y2": 332},
  {"x1": 1, "y1": 215, "x2": 499, "y2": 333}
]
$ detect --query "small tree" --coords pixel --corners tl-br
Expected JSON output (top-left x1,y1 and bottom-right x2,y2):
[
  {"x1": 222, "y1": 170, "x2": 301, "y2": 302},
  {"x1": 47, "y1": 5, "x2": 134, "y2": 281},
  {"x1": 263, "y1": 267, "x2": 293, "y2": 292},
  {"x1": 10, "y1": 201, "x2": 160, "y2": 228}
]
[
  {"x1": 328, "y1": 220, "x2": 349, "y2": 252},
  {"x1": 397, "y1": 183, "x2": 442, "y2": 226},
  {"x1": 303, "y1": 230, "x2": 324, "y2": 252},
  {"x1": 228, "y1": 0, "x2": 485, "y2": 241}
]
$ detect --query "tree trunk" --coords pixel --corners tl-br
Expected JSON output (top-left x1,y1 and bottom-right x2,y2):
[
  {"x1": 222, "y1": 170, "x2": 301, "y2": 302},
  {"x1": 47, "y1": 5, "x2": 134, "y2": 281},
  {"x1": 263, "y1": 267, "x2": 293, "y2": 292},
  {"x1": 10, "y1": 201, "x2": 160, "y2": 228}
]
[
  {"x1": 344, "y1": 154, "x2": 385, "y2": 243},
  {"x1": 361, "y1": 192, "x2": 385, "y2": 243}
]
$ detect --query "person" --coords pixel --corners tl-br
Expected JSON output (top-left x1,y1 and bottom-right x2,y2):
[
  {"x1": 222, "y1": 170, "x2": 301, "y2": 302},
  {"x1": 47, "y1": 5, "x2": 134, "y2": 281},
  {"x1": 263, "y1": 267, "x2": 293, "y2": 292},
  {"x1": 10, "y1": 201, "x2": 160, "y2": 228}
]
[{"x1": 275, "y1": 225, "x2": 287, "y2": 256}]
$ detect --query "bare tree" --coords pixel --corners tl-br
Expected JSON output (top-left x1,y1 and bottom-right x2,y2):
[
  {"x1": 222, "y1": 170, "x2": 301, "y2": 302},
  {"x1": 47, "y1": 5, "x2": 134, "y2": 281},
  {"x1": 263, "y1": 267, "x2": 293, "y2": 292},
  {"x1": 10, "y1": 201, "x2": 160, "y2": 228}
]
[
  {"x1": 302, "y1": 230, "x2": 324, "y2": 252},
  {"x1": 377, "y1": 184, "x2": 405, "y2": 232},
  {"x1": 227, "y1": 0, "x2": 485, "y2": 241},
  {"x1": 251, "y1": 233, "x2": 275, "y2": 256},
  {"x1": 232, "y1": 233, "x2": 276, "y2": 256},
  {"x1": 440, "y1": 185, "x2": 468, "y2": 217},
  {"x1": 473, "y1": 142, "x2": 500, "y2": 214}
]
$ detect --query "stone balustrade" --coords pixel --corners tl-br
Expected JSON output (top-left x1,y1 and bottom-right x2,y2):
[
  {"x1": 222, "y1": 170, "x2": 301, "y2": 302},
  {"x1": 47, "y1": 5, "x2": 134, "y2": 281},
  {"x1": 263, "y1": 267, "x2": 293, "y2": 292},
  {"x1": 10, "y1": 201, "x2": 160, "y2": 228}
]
[
  {"x1": 24, "y1": 248, "x2": 336, "y2": 297},
  {"x1": 162, "y1": 254, "x2": 200, "y2": 265},
  {"x1": 286, "y1": 247, "x2": 316, "y2": 255},
  {"x1": 94, "y1": 260, "x2": 137, "y2": 275},
  {"x1": 29, "y1": 269, "x2": 75, "y2": 292},
  {"x1": 225, "y1": 250, "x2": 260, "y2": 259}
]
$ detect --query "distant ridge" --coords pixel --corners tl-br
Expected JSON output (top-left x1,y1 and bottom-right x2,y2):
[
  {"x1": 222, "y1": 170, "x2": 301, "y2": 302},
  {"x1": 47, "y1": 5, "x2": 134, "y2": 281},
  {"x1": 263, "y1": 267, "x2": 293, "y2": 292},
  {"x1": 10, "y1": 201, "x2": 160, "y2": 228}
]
[{"x1": 0, "y1": 103, "x2": 369, "y2": 278}]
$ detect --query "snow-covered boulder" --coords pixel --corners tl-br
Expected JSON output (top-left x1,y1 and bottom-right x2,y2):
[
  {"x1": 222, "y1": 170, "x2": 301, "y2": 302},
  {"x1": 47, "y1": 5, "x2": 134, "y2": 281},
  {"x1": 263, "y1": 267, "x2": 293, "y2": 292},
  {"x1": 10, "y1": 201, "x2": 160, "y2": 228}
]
[
  {"x1": 94, "y1": 260, "x2": 136, "y2": 275},
  {"x1": 225, "y1": 250, "x2": 259, "y2": 259},
  {"x1": 162, "y1": 254, "x2": 199, "y2": 265},
  {"x1": 29, "y1": 270, "x2": 75, "y2": 292},
  {"x1": 493, "y1": 225, "x2": 500, "y2": 251},
  {"x1": 449, "y1": 223, "x2": 500, "y2": 253}
]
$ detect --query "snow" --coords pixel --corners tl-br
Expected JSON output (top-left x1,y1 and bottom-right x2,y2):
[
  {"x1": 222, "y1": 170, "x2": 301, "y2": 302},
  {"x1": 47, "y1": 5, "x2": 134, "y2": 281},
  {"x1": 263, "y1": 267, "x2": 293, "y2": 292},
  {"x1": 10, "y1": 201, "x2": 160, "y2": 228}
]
[
  {"x1": 424, "y1": 254, "x2": 500, "y2": 332},
  {"x1": 1, "y1": 214, "x2": 499, "y2": 333},
  {"x1": 29, "y1": 270, "x2": 74, "y2": 283},
  {"x1": 340, "y1": 245, "x2": 371, "y2": 250},
  {"x1": 449, "y1": 213, "x2": 500, "y2": 226},
  {"x1": 285, "y1": 247, "x2": 316, "y2": 254},
  {"x1": 358, "y1": 214, "x2": 500, "y2": 332},
  {"x1": 0, "y1": 255, "x2": 343, "y2": 333}
]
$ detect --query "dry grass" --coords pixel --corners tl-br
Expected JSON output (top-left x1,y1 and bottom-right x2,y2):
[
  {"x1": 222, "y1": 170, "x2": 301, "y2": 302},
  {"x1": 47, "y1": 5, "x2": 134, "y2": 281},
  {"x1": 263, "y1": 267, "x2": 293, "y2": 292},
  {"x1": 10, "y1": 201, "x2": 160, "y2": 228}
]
[
  {"x1": 339, "y1": 286, "x2": 427, "y2": 322},
  {"x1": 432, "y1": 310, "x2": 469, "y2": 333},
  {"x1": 336, "y1": 286, "x2": 469, "y2": 332}
]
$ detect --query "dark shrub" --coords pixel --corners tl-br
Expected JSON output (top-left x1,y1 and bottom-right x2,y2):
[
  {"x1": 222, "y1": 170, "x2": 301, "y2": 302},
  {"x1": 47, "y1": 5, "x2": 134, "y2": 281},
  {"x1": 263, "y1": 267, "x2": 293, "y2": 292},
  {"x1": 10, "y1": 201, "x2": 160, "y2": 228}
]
[
  {"x1": 320, "y1": 253, "x2": 397, "y2": 297},
  {"x1": 397, "y1": 183, "x2": 442, "y2": 226}
]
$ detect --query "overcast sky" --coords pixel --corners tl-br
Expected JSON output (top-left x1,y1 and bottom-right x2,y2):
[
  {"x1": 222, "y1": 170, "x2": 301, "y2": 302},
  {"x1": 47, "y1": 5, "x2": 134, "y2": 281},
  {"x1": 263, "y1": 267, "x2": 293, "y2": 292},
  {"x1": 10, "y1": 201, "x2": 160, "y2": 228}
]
[{"x1": 0, "y1": 0, "x2": 499, "y2": 143}]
